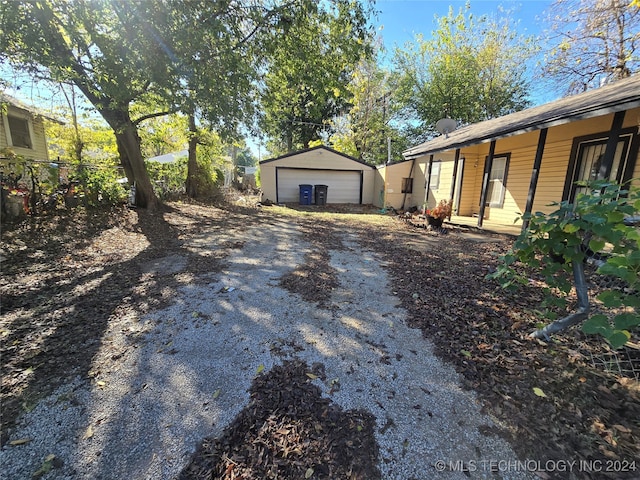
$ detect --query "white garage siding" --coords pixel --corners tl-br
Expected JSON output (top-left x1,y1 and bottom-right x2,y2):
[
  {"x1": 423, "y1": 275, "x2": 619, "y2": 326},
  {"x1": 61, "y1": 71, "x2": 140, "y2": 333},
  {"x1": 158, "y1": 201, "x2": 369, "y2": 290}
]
[
  {"x1": 276, "y1": 168, "x2": 362, "y2": 204},
  {"x1": 259, "y1": 146, "x2": 376, "y2": 205}
]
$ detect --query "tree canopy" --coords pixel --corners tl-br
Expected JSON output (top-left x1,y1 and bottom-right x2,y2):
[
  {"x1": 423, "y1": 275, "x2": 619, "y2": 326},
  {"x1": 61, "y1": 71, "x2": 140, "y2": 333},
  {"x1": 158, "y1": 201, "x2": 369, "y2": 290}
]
[
  {"x1": 543, "y1": 0, "x2": 640, "y2": 94},
  {"x1": 0, "y1": 0, "x2": 321, "y2": 206},
  {"x1": 259, "y1": 0, "x2": 375, "y2": 155},
  {"x1": 327, "y1": 56, "x2": 409, "y2": 164},
  {"x1": 391, "y1": 4, "x2": 535, "y2": 142}
]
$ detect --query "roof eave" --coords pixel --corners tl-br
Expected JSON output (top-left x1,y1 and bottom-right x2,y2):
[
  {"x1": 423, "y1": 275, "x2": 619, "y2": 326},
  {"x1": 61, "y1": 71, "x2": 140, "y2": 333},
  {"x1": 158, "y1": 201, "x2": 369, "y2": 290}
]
[{"x1": 402, "y1": 82, "x2": 640, "y2": 159}]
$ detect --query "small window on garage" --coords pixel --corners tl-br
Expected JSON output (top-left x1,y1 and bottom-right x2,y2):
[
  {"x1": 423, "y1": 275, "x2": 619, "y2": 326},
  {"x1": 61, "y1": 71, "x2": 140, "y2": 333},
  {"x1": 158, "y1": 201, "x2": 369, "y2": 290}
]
[
  {"x1": 401, "y1": 177, "x2": 413, "y2": 193},
  {"x1": 6, "y1": 114, "x2": 33, "y2": 149}
]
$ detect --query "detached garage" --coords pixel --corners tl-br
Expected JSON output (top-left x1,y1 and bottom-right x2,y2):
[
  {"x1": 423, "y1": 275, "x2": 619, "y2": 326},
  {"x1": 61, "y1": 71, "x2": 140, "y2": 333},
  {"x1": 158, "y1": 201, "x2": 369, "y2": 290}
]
[{"x1": 259, "y1": 146, "x2": 375, "y2": 205}]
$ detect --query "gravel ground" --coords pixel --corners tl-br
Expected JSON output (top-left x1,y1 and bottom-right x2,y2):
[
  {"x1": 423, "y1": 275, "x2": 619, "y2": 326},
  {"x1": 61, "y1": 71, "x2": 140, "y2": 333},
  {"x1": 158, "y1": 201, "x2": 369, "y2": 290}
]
[{"x1": 1, "y1": 216, "x2": 532, "y2": 480}]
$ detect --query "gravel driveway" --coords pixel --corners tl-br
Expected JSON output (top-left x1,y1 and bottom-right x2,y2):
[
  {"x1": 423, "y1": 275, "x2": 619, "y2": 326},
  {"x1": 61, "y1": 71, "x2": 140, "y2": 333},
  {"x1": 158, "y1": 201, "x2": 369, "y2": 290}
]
[{"x1": 1, "y1": 215, "x2": 532, "y2": 479}]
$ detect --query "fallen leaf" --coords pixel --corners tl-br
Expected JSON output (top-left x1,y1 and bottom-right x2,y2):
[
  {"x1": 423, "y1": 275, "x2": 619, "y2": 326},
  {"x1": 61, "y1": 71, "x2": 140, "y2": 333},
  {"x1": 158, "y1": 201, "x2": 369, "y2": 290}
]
[
  {"x1": 256, "y1": 364, "x2": 265, "y2": 375},
  {"x1": 9, "y1": 438, "x2": 32, "y2": 446},
  {"x1": 305, "y1": 467, "x2": 314, "y2": 478},
  {"x1": 460, "y1": 350, "x2": 472, "y2": 358},
  {"x1": 612, "y1": 424, "x2": 631, "y2": 433},
  {"x1": 533, "y1": 387, "x2": 547, "y2": 398},
  {"x1": 83, "y1": 424, "x2": 94, "y2": 440},
  {"x1": 306, "y1": 373, "x2": 318, "y2": 379},
  {"x1": 212, "y1": 389, "x2": 221, "y2": 399}
]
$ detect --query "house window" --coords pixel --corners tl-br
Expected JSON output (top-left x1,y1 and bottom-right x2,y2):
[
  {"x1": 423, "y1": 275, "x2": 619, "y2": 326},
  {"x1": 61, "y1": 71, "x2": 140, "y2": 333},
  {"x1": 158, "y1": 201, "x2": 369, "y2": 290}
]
[
  {"x1": 428, "y1": 161, "x2": 441, "y2": 190},
  {"x1": 486, "y1": 155, "x2": 509, "y2": 208},
  {"x1": 401, "y1": 177, "x2": 413, "y2": 193},
  {"x1": 6, "y1": 114, "x2": 33, "y2": 149},
  {"x1": 564, "y1": 129, "x2": 635, "y2": 202}
]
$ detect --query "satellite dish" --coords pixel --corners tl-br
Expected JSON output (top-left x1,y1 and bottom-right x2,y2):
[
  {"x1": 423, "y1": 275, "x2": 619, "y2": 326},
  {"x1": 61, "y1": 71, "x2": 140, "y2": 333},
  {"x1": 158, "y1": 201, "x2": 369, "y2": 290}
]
[{"x1": 436, "y1": 118, "x2": 457, "y2": 137}]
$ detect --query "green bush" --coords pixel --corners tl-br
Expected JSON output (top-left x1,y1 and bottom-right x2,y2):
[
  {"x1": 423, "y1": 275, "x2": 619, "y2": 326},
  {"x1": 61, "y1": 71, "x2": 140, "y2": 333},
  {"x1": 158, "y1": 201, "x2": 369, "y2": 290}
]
[
  {"x1": 146, "y1": 159, "x2": 187, "y2": 200},
  {"x1": 489, "y1": 180, "x2": 640, "y2": 348},
  {"x1": 76, "y1": 166, "x2": 128, "y2": 206}
]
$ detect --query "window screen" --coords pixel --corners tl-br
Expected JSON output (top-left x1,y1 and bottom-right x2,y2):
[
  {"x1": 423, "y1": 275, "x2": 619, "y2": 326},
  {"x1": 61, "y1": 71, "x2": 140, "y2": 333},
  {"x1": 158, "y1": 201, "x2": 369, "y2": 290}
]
[
  {"x1": 7, "y1": 115, "x2": 33, "y2": 149},
  {"x1": 429, "y1": 161, "x2": 441, "y2": 190},
  {"x1": 486, "y1": 155, "x2": 508, "y2": 208}
]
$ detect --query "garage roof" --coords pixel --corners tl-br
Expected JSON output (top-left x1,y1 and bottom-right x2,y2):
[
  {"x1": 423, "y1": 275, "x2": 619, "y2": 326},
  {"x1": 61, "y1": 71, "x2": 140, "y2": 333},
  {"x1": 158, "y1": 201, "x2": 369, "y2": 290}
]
[
  {"x1": 403, "y1": 75, "x2": 640, "y2": 159},
  {"x1": 260, "y1": 145, "x2": 374, "y2": 168}
]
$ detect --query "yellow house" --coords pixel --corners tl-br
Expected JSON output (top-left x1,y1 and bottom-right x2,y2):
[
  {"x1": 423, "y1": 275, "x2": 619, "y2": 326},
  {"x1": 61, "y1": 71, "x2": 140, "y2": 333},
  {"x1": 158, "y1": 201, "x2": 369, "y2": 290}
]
[
  {"x1": 0, "y1": 94, "x2": 52, "y2": 161},
  {"x1": 384, "y1": 75, "x2": 640, "y2": 233}
]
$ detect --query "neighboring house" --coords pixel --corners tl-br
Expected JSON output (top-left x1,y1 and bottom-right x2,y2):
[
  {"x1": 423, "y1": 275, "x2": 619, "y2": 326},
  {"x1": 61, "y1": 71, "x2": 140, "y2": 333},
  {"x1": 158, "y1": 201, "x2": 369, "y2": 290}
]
[
  {"x1": 259, "y1": 146, "x2": 376, "y2": 204},
  {"x1": 147, "y1": 149, "x2": 188, "y2": 163},
  {"x1": 0, "y1": 94, "x2": 52, "y2": 161},
  {"x1": 382, "y1": 74, "x2": 640, "y2": 232}
]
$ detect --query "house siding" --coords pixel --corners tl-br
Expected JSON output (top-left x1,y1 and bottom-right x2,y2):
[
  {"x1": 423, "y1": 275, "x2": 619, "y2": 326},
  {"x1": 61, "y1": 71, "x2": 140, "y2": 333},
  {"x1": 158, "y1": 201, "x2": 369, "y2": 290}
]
[
  {"x1": 439, "y1": 109, "x2": 640, "y2": 226},
  {"x1": 0, "y1": 107, "x2": 50, "y2": 161},
  {"x1": 380, "y1": 160, "x2": 414, "y2": 208}
]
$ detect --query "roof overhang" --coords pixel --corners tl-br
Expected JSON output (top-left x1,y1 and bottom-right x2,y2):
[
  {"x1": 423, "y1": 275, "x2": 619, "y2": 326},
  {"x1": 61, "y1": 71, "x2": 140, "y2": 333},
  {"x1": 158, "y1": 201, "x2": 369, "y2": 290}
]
[
  {"x1": 403, "y1": 75, "x2": 640, "y2": 159},
  {"x1": 0, "y1": 93, "x2": 63, "y2": 124}
]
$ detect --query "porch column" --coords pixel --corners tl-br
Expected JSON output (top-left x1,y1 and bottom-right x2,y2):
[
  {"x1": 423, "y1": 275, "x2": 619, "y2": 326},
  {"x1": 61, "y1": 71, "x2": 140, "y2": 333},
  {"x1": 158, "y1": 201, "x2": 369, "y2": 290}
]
[
  {"x1": 478, "y1": 140, "x2": 496, "y2": 227},
  {"x1": 522, "y1": 128, "x2": 548, "y2": 232},
  {"x1": 448, "y1": 149, "x2": 461, "y2": 220},
  {"x1": 423, "y1": 154, "x2": 434, "y2": 212},
  {"x1": 599, "y1": 110, "x2": 626, "y2": 180}
]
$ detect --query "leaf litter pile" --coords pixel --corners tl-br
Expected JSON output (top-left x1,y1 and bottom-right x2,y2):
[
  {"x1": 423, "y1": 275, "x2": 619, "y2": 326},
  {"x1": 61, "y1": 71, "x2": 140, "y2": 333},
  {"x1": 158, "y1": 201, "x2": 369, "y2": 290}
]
[
  {"x1": 178, "y1": 360, "x2": 380, "y2": 480},
  {"x1": 1, "y1": 201, "x2": 639, "y2": 480}
]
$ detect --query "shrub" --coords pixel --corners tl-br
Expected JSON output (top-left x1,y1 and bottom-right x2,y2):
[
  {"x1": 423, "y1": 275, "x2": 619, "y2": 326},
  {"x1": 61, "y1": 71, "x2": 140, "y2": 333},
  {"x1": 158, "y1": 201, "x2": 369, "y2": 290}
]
[{"x1": 489, "y1": 180, "x2": 640, "y2": 348}]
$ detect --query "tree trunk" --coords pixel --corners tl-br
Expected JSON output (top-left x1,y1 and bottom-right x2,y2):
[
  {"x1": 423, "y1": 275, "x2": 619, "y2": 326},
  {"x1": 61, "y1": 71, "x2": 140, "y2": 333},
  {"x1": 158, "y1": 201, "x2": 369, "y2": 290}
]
[
  {"x1": 186, "y1": 113, "x2": 199, "y2": 198},
  {"x1": 102, "y1": 110, "x2": 159, "y2": 209},
  {"x1": 29, "y1": 1, "x2": 157, "y2": 209}
]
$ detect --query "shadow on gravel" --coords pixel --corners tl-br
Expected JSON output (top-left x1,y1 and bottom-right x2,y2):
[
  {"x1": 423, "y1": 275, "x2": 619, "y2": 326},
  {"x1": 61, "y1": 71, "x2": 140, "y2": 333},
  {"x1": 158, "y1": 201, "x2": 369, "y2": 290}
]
[{"x1": 0, "y1": 203, "x2": 231, "y2": 445}]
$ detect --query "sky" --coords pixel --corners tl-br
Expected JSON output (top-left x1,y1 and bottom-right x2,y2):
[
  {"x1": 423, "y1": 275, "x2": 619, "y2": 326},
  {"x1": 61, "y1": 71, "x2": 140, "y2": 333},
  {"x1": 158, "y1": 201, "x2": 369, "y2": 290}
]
[
  {"x1": 374, "y1": 0, "x2": 558, "y2": 103},
  {"x1": 376, "y1": 0, "x2": 552, "y2": 48}
]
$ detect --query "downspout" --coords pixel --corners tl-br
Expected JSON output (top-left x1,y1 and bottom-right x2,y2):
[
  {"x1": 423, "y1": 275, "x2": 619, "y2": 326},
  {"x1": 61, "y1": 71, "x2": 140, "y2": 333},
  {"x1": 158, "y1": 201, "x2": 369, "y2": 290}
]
[{"x1": 401, "y1": 158, "x2": 416, "y2": 210}]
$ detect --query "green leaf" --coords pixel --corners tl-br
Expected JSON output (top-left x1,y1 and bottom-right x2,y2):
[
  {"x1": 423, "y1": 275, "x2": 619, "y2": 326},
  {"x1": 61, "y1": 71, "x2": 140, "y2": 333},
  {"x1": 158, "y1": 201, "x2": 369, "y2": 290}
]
[
  {"x1": 582, "y1": 315, "x2": 612, "y2": 336},
  {"x1": 562, "y1": 223, "x2": 580, "y2": 233},
  {"x1": 627, "y1": 250, "x2": 640, "y2": 266},
  {"x1": 597, "y1": 290, "x2": 623, "y2": 308},
  {"x1": 608, "y1": 331, "x2": 631, "y2": 349},
  {"x1": 607, "y1": 211, "x2": 625, "y2": 223},
  {"x1": 588, "y1": 239, "x2": 605, "y2": 252},
  {"x1": 533, "y1": 387, "x2": 547, "y2": 398},
  {"x1": 613, "y1": 313, "x2": 640, "y2": 330}
]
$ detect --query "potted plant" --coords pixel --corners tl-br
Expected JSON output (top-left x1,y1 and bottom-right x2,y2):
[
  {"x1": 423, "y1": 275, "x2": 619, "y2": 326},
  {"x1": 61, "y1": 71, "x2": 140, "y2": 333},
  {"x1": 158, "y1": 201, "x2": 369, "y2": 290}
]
[{"x1": 425, "y1": 199, "x2": 452, "y2": 228}]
